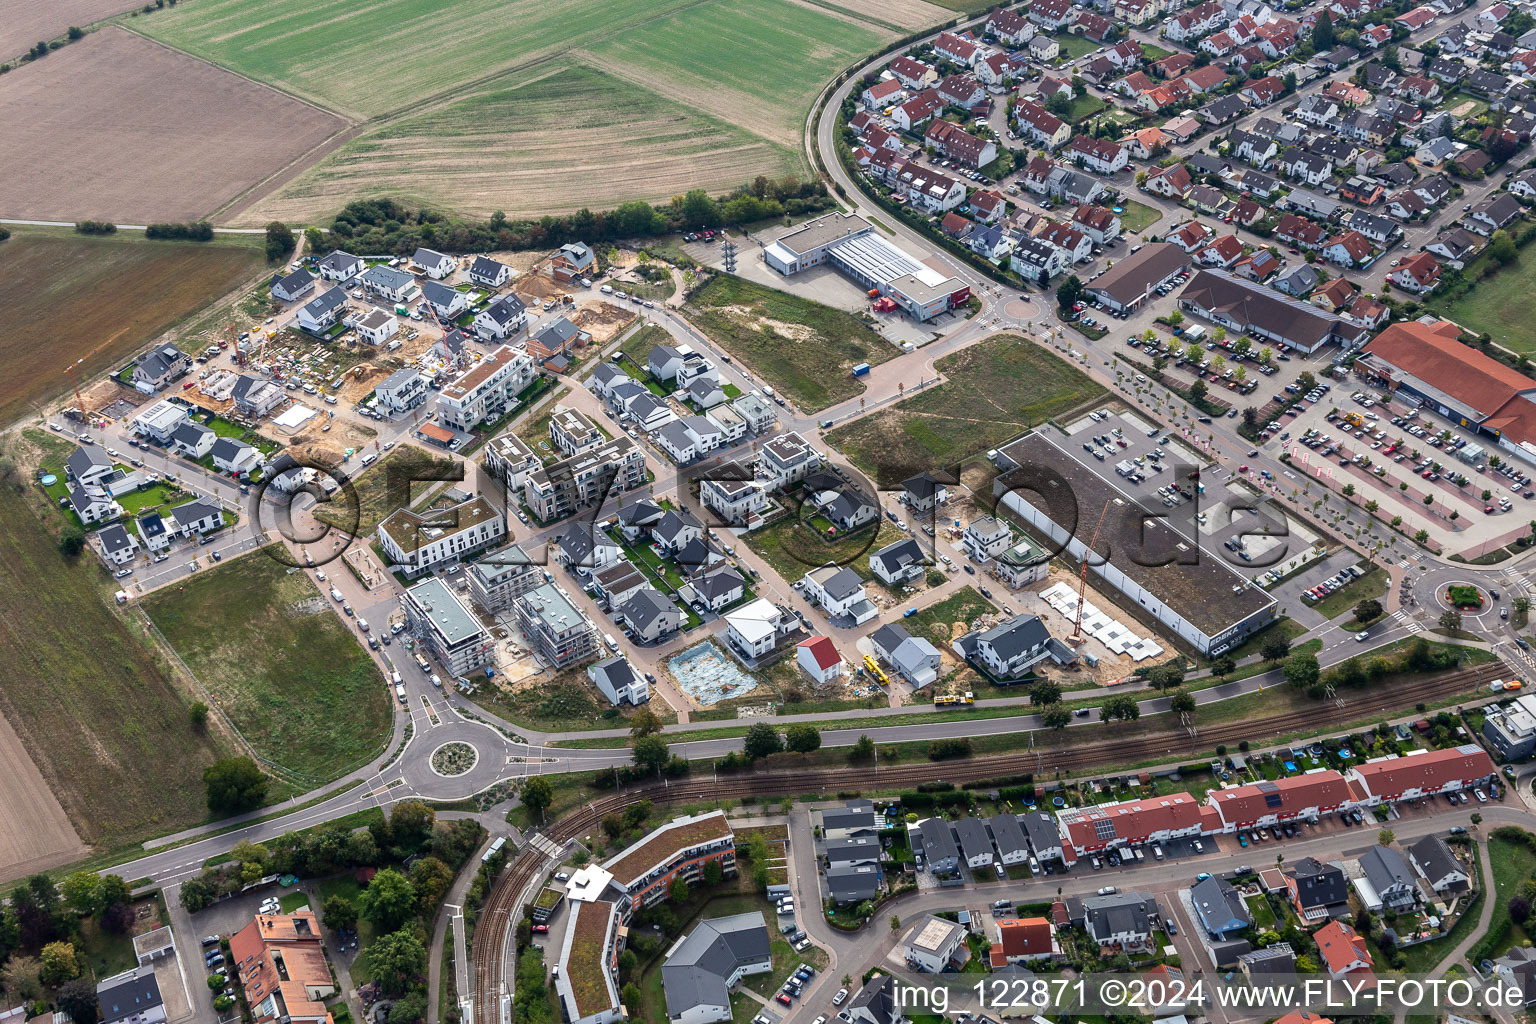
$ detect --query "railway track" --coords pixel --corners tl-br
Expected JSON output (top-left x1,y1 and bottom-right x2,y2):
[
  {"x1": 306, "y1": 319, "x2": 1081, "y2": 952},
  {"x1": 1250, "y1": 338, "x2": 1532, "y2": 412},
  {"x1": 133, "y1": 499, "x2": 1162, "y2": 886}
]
[{"x1": 468, "y1": 664, "x2": 1486, "y2": 1023}]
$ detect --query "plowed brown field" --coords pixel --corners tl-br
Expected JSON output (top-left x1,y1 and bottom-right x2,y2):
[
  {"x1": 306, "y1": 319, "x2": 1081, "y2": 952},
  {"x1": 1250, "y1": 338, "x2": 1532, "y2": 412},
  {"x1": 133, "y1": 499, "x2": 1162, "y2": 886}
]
[
  {"x1": 0, "y1": 0, "x2": 138, "y2": 59},
  {"x1": 0, "y1": 28, "x2": 347, "y2": 223}
]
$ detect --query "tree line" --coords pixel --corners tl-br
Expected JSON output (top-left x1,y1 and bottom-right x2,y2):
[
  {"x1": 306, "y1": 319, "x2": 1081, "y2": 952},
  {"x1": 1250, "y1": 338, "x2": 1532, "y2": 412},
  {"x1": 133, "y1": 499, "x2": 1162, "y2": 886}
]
[{"x1": 320, "y1": 179, "x2": 834, "y2": 259}]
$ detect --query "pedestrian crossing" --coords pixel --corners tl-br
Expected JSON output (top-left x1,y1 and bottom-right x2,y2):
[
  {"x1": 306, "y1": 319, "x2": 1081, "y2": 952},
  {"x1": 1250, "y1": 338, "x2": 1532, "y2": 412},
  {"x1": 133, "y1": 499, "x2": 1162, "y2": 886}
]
[
  {"x1": 1398, "y1": 559, "x2": 1412, "y2": 569},
  {"x1": 1392, "y1": 609, "x2": 1422, "y2": 635}
]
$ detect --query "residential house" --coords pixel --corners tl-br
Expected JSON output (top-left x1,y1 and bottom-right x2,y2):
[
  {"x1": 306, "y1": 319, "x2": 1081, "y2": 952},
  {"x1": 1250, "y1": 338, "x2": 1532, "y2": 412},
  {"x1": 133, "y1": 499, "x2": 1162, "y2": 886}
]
[
  {"x1": 232, "y1": 375, "x2": 284, "y2": 419},
  {"x1": 421, "y1": 280, "x2": 468, "y2": 322},
  {"x1": 550, "y1": 242, "x2": 595, "y2": 282},
  {"x1": 862, "y1": 77, "x2": 905, "y2": 110},
  {"x1": 1406, "y1": 835, "x2": 1471, "y2": 894},
  {"x1": 347, "y1": 306, "x2": 399, "y2": 346},
  {"x1": 1073, "y1": 205, "x2": 1121, "y2": 244},
  {"x1": 1068, "y1": 136, "x2": 1128, "y2": 174},
  {"x1": 1272, "y1": 264, "x2": 1320, "y2": 296},
  {"x1": 808, "y1": 481, "x2": 878, "y2": 531},
  {"x1": 1015, "y1": 100, "x2": 1071, "y2": 149},
  {"x1": 589, "y1": 656, "x2": 650, "y2": 706},
  {"x1": 619, "y1": 587, "x2": 683, "y2": 644},
  {"x1": 1196, "y1": 234, "x2": 1246, "y2": 268},
  {"x1": 98, "y1": 523, "x2": 139, "y2": 567},
  {"x1": 870, "y1": 537, "x2": 927, "y2": 586},
  {"x1": 1010, "y1": 237, "x2": 1068, "y2": 282},
  {"x1": 796, "y1": 636, "x2": 846, "y2": 685},
  {"x1": 473, "y1": 295, "x2": 528, "y2": 340},
  {"x1": 210, "y1": 437, "x2": 264, "y2": 476},
  {"x1": 1314, "y1": 920, "x2": 1374, "y2": 978},
  {"x1": 757, "y1": 432, "x2": 821, "y2": 490},
  {"x1": 1286, "y1": 857, "x2": 1350, "y2": 921},
  {"x1": 936, "y1": 73, "x2": 987, "y2": 109},
  {"x1": 1321, "y1": 230, "x2": 1373, "y2": 267},
  {"x1": 269, "y1": 267, "x2": 315, "y2": 303},
  {"x1": 933, "y1": 31, "x2": 984, "y2": 66},
  {"x1": 889, "y1": 56, "x2": 936, "y2": 90},
  {"x1": 467, "y1": 255, "x2": 513, "y2": 289},
  {"x1": 990, "y1": 918, "x2": 1057, "y2": 967},
  {"x1": 131, "y1": 343, "x2": 192, "y2": 391},
  {"x1": 412, "y1": 247, "x2": 456, "y2": 279},
  {"x1": 170, "y1": 421, "x2": 215, "y2": 460},
  {"x1": 892, "y1": 89, "x2": 945, "y2": 131},
  {"x1": 374, "y1": 368, "x2": 430, "y2": 414},
  {"x1": 963, "y1": 515, "x2": 1013, "y2": 562},
  {"x1": 925, "y1": 119, "x2": 997, "y2": 168},
  {"x1": 1144, "y1": 162, "x2": 1194, "y2": 198},
  {"x1": 317, "y1": 250, "x2": 365, "y2": 282},
  {"x1": 1358, "y1": 845, "x2": 1417, "y2": 911},
  {"x1": 295, "y1": 286, "x2": 348, "y2": 334},
  {"x1": 1030, "y1": 0, "x2": 1078, "y2": 29},
  {"x1": 1311, "y1": 277, "x2": 1357, "y2": 313},
  {"x1": 168, "y1": 499, "x2": 223, "y2": 538},
  {"x1": 1469, "y1": 194, "x2": 1524, "y2": 236},
  {"x1": 801, "y1": 564, "x2": 878, "y2": 624},
  {"x1": 1387, "y1": 252, "x2": 1441, "y2": 293},
  {"x1": 1191, "y1": 876, "x2": 1252, "y2": 939}
]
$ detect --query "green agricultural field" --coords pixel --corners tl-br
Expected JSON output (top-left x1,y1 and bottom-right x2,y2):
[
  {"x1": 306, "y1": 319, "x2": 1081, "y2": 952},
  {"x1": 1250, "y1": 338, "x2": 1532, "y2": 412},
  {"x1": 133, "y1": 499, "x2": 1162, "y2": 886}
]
[
  {"x1": 682, "y1": 275, "x2": 898, "y2": 412},
  {"x1": 135, "y1": 0, "x2": 706, "y2": 119},
  {"x1": 825, "y1": 334, "x2": 1104, "y2": 478},
  {"x1": 0, "y1": 483, "x2": 227, "y2": 846},
  {"x1": 251, "y1": 62, "x2": 802, "y2": 224},
  {"x1": 584, "y1": 0, "x2": 887, "y2": 147},
  {"x1": 143, "y1": 548, "x2": 391, "y2": 783}
]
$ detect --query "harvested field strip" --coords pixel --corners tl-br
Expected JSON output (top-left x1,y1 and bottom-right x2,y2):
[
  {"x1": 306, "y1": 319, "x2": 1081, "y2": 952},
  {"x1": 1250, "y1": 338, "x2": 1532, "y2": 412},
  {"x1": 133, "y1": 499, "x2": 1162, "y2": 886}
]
[
  {"x1": 825, "y1": 334, "x2": 1104, "y2": 478},
  {"x1": 0, "y1": 484, "x2": 226, "y2": 846},
  {"x1": 681, "y1": 274, "x2": 897, "y2": 413},
  {"x1": 0, "y1": 28, "x2": 347, "y2": 223},
  {"x1": 586, "y1": 0, "x2": 888, "y2": 146},
  {"x1": 142, "y1": 547, "x2": 391, "y2": 783},
  {"x1": 135, "y1": 0, "x2": 711, "y2": 119},
  {"x1": 247, "y1": 62, "x2": 800, "y2": 224},
  {"x1": 800, "y1": 0, "x2": 954, "y2": 30},
  {"x1": 0, "y1": 229, "x2": 264, "y2": 428},
  {"x1": 0, "y1": 0, "x2": 139, "y2": 60}
]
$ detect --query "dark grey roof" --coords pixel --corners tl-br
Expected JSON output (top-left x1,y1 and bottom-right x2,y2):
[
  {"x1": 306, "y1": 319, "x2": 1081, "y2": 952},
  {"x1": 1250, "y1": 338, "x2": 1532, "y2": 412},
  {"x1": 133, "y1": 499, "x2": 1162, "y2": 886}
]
[
  {"x1": 362, "y1": 264, "x2": 415, "y2": 291},
  {"x1": 137, "y1": 513, "x2": 166, "y2": 540},
  {"x1": 1191, "y1": 875, "x2": 1251, "y2": 932},
  {"x1": 301, "y1": 285, "x2": 347, "y2": 319},
  {"x1": 692, "y1": 565, "x2": 744, "y2": 602},
  {"x1": 823, "y1": 800, "x2": 877, "y2": 833},
  {"x1": 536, "y1": 315, "x2": 581, "y2": 348},
  {"x1": 827, "y1": 862, "x2": 882, "y2": 903},
  {"x1": 137, "y1": 342, "x2": 187, "y2": 380},
  {"x1": 953, "y1": 817, "x2": 994, "y2": 862},
  {"x1": 917, "y1": 817, "x2": 961, "y2": 864},
  {"x1": 987, "y1": 813, "x2": 1029, "y2": 857},
  {"x1": 209, "y1": 436, "x2": 252, "y2": 463},
  {"x1": 1407, "y1": 834, "x2": 1465, "y2": 887},
  {"x1": 870, "y1": 536, "x2": 926, "y2": 577},
  {"x1": 1021, "y1": 811, "x2": 1061, "y2": 854},
  {"x1": 814, "y1": 566, "x2": 865, "y2": 602},
  {"x1": 826, "y1": 837, "x2": 882, "y2": 865},
  {"x1": 1289, "y1": 856, "x2": 1348, "y2": 908},
  {"x1": 849, "y1": 975, "x2": 900, "y2": 1024},
  {"x1": 662, "y1": 913, "x2": 770, "y2": 1018},
  {"x1": 902, "y1": 470, "x2": 954, "y2": 500},
  {"x1": 272, "y1": 267, "x2": 314, "y2": 293},
  {"x1": 99, "y1": 523, "x2": 134, "y2": 554},
  {"x1": 469, "y1": 255, "x2": 509, "y2": 279},
  {"x1": 1082, "y1": 892, "x2": 1157, "y2": 941},
  {"x1": 421, "y1": 279, "x2": 460, "y2": 308},
  {"x1": 618, "y1": 498, "x2": 665, "y2": 527},
  {"x1": 620, "y1": 587, "x2": 679, "y2": 631},
  {"x1": 977, "y1": 613, "x2": 1049, "y2": 660},
  {"x1": 66, "y1": 443, "x2": 112, "y2": 479},
  {"x1": 413, "y1": 246, "x2": 451, "y2": 268},
  {"x1": 171, "y1": 421, "x2": 213, "y2": 447},
  {"x1": 654, "y1": 507, "x2": 704, "y2": 543},
  {"x1": 687, "y1": 376, "x2": 723, "y2": 400},
  {"x1": 1360, "y1": 845, "x2": 1415, "y2": 894},
  {"x1": 318, "y1": 250, "x2": 361, "y2": 273},
  {"x1": 1238, "y1": 942, "x2": 1296, "y2": 974},
  {"x1": 657, "y1": 419, "x2": 696, "y2": 452},
  {"x1": 1199, "y1": 94, "x2": 1248, "y2": 123},
  {"x1": 97, "y1": 966, "x2": 163, "y2": 1024},
  {"x1": 170, "y1": 499, "x2": 220, "y2": 526},
  {"x1": 590, "y1": 656, "x2": 637, "y2": 694},
  {"x1": 870, "y1": 622, "x2": 911, "y2": 656}
]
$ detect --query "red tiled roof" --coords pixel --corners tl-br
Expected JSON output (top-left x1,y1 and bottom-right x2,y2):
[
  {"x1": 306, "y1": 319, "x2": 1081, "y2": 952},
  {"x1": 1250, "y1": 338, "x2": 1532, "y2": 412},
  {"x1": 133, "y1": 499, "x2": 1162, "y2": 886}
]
[
  {"x1": 1349, "y1": 745, "x2": 1497, "y2": 800},
  {"x1": 1184, "y1": 65, "x2": 1229, "y2": 91},
  {"x1": 797, "y1": 636, "x2": 841, "y2": 670},
  {"x1": 996, "y1": 917, "x2": 1054, "y2": 958},
  {"x1": 1314, "y1": 920, "x2": 1374, "y2": 974},
  {"x1": 1207, "y1": 772, "x2": 1354, "y2": 827},
  {"x1": 890, "y1": 56, "x2": 930, "y2": 80},
  {"x1": 1390, "y1": 252, "x2": 1441, "y2": 286},
  {"x1": 866, "y1": 79, "x2": 903, "y2": 101},
  {"x1": 1313, "y1": 277, "x2": 1357, "y2": 308},
  {"x1": 1057, "y1": 793, "x2": 1202, "y2": 850}
]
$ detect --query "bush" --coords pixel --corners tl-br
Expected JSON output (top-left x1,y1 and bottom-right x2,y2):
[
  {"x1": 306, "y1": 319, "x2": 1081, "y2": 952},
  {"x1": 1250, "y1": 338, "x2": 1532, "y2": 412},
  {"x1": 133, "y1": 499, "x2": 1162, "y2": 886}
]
[
  {"x1": 927, "y1": 738, "x2": 973, "y2": 761},
  {"x1": 145, "y1": 221, "x2": 214, "y2": 241},
  {"x1": 74, "y1": 221, "x2": 116, "y2": 235}
]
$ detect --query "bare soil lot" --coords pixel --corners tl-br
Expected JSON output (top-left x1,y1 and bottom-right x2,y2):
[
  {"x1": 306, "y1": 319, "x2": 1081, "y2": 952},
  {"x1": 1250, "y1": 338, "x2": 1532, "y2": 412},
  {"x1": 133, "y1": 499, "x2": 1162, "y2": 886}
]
[
  {"x1": 0, "y1": 709, "x2": 86, "y2": 884},
  {"x1": 0, "y1": 0, "x2": 138, "y2": 60},
  {"x1": 0, "y1": 28, "x2": 347, "y2": 222},
  {"x1": 0, "y1": 230, "x2": 264, "y2": 428}
]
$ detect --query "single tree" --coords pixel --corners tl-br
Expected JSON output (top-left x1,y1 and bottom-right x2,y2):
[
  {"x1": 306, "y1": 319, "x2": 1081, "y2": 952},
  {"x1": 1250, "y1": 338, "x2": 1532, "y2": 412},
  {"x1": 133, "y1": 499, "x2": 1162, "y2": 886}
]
[
  {"x1": 1377, "y1": 828, "x2": 1395, "y2": 847},
  {"x1": 521, "y1": 776, "x2": 554, "y2": 821},
  {"x1": 39, "y1": 941, "x2": 80, "y2": 984},
  {"x1": 669, "y1": 877, "x2": 689, "y2": 903},
  {"x1": 1354, "y1": 599, "x2": 1382, "y2": 624},
  {"x1": 388, "y1": 992, "x2": 429, "y2": 1024},
  {"x1": 1260, "y1": 633, "x2": 1292, "y2": 663},
  {"x1": 628, "y1": 709, "x2": 663, "y2": 738},
  {"x1": 60, "y1": 872, "x2": 103, "y2": 917},
  {"x1": 1170, "y1": 690, "x2": 1197, "y2": 715},
  {"x1": 1210, "y1": 655, "x2": 1237, "y2": 680},
  {"x1": 203, "y1": 757, "x2": 268, "y2": 817},
  {"x1": 1282, "y1": 652, "x2": 1321, "y2": 690},
  {"x1": 632, "y1": 734, "x2": 671, "y2": 774},
  {"x1": 848, "y1": 734, "x2": 876, "y2": 762},
  {"x1": 743, "y1": 723, "x2": 784, "y2": 761},
  {"x1": 0, "y1": 957, "x2": 43, "y2": 1002},
  {"x1": 323, "y1": 894, "x2": 357, "y2": 932},
  {"x1": 188, "y1": 701, "x2": 209, "y2": 731},
  {"x1": 358, "y1": 868, "x2": 416, "y2": 933},
  {"x1": 890, "y1": 914, "x2": 902, "y2": 932},
  {"x1": 57, "y1": 978, "x2": 100, "y2": 1024},
  {"x1": 388, "y1": 800, "x2": 436, "y2": 853},
  {"x1": 785, "y1": 723, "x2": 821, "y2": 755},
  {"x1": 1438, "y1": 609, "x2": 1463, "y2": 634},
  {"x1": 1029, "y1": 680, "x2": 1062, "y2": 705},
  {"x1": 370, "y1": 929, "x2": 427, "y2": 996}
]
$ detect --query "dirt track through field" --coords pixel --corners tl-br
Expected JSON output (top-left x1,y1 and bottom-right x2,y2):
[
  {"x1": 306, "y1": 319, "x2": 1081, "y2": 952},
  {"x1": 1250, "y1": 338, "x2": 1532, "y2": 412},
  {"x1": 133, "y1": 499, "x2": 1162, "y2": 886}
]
[
  {"x1": 0, "y1": 0, "x2": 139, "y2": 61},
  {"x1": 0, "y1": 27, "x2": 348, "y2": 222},
  {"x1": 0, "y1": 710, "x2": 86, "y2": 885}
]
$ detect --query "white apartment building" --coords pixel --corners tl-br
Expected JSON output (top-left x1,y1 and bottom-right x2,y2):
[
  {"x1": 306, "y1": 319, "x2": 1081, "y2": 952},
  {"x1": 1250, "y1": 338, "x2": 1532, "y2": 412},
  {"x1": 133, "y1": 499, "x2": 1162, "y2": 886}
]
[{"x1": 436, "y1": 345, "x2": 536, "y2": 432}]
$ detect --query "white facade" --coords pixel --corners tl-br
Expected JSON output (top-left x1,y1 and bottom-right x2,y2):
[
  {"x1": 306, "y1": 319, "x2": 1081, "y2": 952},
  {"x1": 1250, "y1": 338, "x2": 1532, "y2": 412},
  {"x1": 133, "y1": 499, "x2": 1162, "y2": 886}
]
[{"x1": 436, "y1": 345, "x2": 536, "y2": 432}]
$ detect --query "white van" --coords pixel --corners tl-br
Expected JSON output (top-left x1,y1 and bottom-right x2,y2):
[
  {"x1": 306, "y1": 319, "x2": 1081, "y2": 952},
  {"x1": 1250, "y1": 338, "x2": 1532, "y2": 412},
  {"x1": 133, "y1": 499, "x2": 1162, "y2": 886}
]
[
  {"x1": 394, "y1": 684, "x2": 407, "y2": 703},
  {"x1": 604, "y1": 633, "x2": 619, "y2": 651},
  {"x1": 330, "y1": 587, "x2": 345, "y2": 602},
  {"x1": 356, "y1": 618, "x2": 370, "y2": 632},
  {"x1": 430, "y1": 674, "x2": 443, "y2": 688},
  {"x1": 361, "y1": 453, "x2": 378, "y2": 467},
  {"x1": 1152, "y1": 845, "x2": 1165, "y2": 861},
  {"x1": 391, "y1": 671, "x2": 402, "y2": 685}
]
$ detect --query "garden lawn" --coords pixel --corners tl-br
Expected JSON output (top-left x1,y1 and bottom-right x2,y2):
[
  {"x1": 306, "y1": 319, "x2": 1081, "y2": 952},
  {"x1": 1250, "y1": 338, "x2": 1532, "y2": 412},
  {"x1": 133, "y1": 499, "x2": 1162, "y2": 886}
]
[
  {"x1": 906, "y1": 586, "x2": 997, "y2": 651},
  {"x1": 741, "y1": 517, "x2": 908, "y2": 584},
  {"x1": 1117, "y1": 200, "x2": 1164, "y2": 235},
  {"x1": 824, "y1": 334, "x2": 1103, "y2": 479},
  {"x1": 1310, "y1": 567, "x2": 1388, "y2": 620},
  {"x1": 1051, "y1": 33, "x2": 1100, "y2": 59},
  {"x1": 681, "y1": 275, "x2": 897, "y2": 412},
  {"x1": 142, "y1": 547, "x2": 390, "y2": 783},
  {"x1": 1436, "y1": 253, "x2": 1536, "y2": 355},
  {"x1": 1476, "y1": 832, "x2": 1536, "y2": 962}
]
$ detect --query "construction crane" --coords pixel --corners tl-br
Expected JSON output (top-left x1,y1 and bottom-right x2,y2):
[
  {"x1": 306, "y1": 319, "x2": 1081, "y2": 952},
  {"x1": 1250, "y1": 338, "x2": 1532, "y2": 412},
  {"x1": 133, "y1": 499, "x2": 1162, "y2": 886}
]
[{"x1": 1068, "y1": 499, "x2": 1114, "y2": 646}]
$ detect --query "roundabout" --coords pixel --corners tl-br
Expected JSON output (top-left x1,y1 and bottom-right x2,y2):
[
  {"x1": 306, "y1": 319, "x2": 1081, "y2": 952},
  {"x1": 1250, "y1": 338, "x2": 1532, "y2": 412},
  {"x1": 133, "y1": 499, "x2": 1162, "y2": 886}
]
[{"x1": 1439, "y1": 581, "x2": 1488, "y2": 612}]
